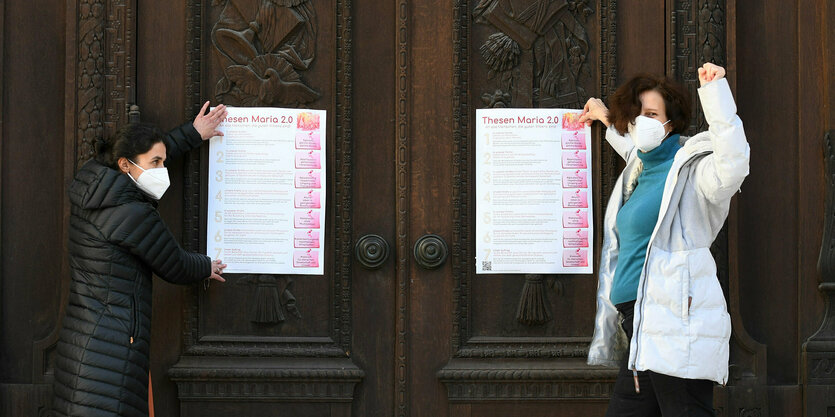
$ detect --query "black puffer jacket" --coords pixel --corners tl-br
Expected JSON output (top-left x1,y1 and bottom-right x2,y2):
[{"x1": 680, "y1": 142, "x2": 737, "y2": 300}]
[{"x1": 53, "y1": 124, "x2": 211, "y2": 417}]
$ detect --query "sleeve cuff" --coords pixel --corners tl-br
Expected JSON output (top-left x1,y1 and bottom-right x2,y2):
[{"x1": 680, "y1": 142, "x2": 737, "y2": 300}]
[
  {"x1": 183, "y1": 123, "x2": 204, "y2": 147},
  {"x1": 697, "y1": 78, "x2": 738, "y2": 123}
]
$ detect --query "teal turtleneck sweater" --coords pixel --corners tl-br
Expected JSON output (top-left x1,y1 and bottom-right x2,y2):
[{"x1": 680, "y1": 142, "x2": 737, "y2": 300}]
[{"x1": 610, "y1": 134, "x2": 682, "y2": 305}]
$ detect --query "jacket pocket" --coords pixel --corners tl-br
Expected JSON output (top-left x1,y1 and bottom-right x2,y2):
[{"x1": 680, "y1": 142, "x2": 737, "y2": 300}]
[
  {"x1": 130, "y1": 282, "x2": 140, "y2": 344},
  {"x1": 681, "y1": 251, "x2": 692, "y2": 321}
]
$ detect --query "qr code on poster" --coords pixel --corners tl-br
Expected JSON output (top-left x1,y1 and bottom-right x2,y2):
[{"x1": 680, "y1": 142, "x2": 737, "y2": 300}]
[{"x1": 481, "y1": 261, "x2": 492, "y2": 271}]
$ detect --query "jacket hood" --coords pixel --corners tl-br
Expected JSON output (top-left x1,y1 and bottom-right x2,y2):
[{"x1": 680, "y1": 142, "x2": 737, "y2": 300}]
[{"x1": 69, "y1": 159, "x2": 150, "y2": 210}]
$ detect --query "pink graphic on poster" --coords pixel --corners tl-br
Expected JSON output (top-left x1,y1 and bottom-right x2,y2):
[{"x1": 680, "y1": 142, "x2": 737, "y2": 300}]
[
  {"x1": 295, "y1": 131, "x2": 321, "y2": 149},
  {"x1": 562, "y1": 170, "x2": 588, "y2": 188},
  {"x1": 563, "y1": 229, "x2": 589, "y2": 248},
  {"x1": 561, "y1": 131, "x2": 587, "y2": 149},
  {"x1": 562, "y1": 151, "x2": 588, "y2": 169},
  {"x1": 562, "y1": 189, "x2": 589, "y2": 208},
  {"x1": 297, "y1": 112, "x2": 320, "y2": 131},
  {"x1": 294, "y1": 210, "x2": 320, "y2": 228},
  {"x1": 562, "y1": 112, "x2": 584, "y2": 131},
  {"x1": 294, "y1": 230, "x2": 320, "y2": 248},
  {"x1": 293, "y1": 249, "x2": 320, "y2": 267},
  {"x1": 295, "y1": 151, "x2": 321, "y2": 169},
  {"x1": 295, "y1": 170, "x2": 322, "y2": 188},
  {"x1": 294, "y1": 190, "x2": 321, "y2": 208},
  {"x1": 563, "y1": 248, "x2": 589, "y2": 267},
  {"x1": 563, "y1": 210, "x2": 589, "y2": 228}
]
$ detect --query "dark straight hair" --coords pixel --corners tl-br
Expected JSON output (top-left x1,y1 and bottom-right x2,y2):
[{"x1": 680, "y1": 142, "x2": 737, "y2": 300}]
[{"x1": 95, "y1": 123, "x2": 166, "y2": 169}]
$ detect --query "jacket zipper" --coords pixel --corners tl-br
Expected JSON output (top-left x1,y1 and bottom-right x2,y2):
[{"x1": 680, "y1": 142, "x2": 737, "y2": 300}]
[{"x1": 630, "y1": 150, "x2": 710, "y2": 375}]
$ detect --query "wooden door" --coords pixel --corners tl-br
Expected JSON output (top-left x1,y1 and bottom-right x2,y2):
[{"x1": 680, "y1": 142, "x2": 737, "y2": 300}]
[{"x1": 130, "y1": 1, "x2": 747, "y2": 416}]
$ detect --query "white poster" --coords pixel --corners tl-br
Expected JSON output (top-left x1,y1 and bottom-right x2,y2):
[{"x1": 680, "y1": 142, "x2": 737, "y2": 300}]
[
  {"x1": 475, "y1": 108, "x2": 593, "y2": 274},
  {"x1": 207, "y1": 107, "x2": 326, "y2": 275}
]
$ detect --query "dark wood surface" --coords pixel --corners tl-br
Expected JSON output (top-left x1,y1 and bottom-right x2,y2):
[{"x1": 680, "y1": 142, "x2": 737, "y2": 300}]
[{"x1": 0, "y1": 0, "x2": 834, "y2": 416}]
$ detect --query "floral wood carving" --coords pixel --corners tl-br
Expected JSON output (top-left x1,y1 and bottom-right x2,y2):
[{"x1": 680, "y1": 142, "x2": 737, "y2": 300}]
[
  {"x1": 473, "y1": 0, "x2": 593, "y2": 108},
  {"x1": 212, "y1": 0, "x2": 320, "y2": 107}
]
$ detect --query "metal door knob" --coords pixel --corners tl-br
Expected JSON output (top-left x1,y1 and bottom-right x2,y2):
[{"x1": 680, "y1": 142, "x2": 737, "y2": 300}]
[
  {"x1": 355, "y1": 234, "x2": 390, "y2": 269},
  {"x1": 413, "y1": 234, "x2": 448, "y2": 269}
]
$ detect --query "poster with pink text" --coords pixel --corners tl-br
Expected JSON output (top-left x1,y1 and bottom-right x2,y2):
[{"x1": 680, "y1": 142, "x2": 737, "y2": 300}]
[
  {"x1": 207, "y1": 107, "x2": 326, "y2": 275},
  {"x1": 475, "y1": 108, "x2": 593, "y2": 274}
]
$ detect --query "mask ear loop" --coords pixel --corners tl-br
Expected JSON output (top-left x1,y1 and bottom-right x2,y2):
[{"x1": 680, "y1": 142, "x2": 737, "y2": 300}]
[
  {"x1": 126, "y1": 159, "x2": 146, "y2": 182},
  {"x1": 661, "y1": 119, "x2": 673, "y2": 139}
]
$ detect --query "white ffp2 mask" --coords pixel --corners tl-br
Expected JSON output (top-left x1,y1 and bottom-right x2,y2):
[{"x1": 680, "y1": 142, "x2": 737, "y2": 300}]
[
  {"x1": 128, "y1": 159, "x2": 170, "y2": 200},
  {"x1": 628, "y1": 116, "x2": 671, "y2": 152}
]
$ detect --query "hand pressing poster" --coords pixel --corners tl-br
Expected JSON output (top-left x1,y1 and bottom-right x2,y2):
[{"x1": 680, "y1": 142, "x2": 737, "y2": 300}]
[
  {"x1": 475, "y1": 108, "x2": 593, "y2": 274},
  {"x1": 207, "y1": 107, "x2": 326, "y2": 274}
]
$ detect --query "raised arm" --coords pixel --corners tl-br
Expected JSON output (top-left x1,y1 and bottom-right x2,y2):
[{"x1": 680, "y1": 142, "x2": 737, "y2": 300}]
[
  {"x1": 579, "y1": 97, "x2": 634, "y2": 161},
  {"x1": 693, "y1": 64, "x2": 750, "y2": 202},
  {"x1": 164, "y1": 101, "x2": 228, "y2": 161}
]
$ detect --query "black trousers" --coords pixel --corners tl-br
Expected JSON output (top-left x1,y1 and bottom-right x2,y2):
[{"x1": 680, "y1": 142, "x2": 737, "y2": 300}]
[{"x1": 604, "y1": 301, "x2": 716, "y2": 417}]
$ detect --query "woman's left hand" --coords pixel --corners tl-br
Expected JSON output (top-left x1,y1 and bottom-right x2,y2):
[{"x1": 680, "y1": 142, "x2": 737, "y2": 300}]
[
  {"x1": 209, "y1": 259, "x2": 227, "y2": 283},
  {"x1": 698, "y1": 63, "x2": 726, "y2": 87},
  {"x1": 193, "y1": 101, "x2": 228, "y2": 140}
]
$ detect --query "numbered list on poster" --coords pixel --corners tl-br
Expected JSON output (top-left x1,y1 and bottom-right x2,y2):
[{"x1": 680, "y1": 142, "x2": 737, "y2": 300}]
[
  {"x1": 476, "y1": 108, "x2": 593, "y2": 274},
  {"x1": 207, "y1": 107, "x2": 326, "y2": 274}
]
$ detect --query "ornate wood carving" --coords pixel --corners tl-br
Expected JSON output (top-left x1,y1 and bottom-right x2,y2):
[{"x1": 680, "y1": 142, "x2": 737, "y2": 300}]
[
  {"x1": 211, "y1": 0, "x2": 320, "y2": 107},
  {"x1": 802, "y1": 131, "x2": 835, "y2": 412},
  {"x1": 451, "y1": 0, "x2": 617, "y2": 359},
  {"x1": 472, "y1": 0, "x2": 594, "y2": 109},
  {"x1": 670, "y1": 0, "x2": 725, "y2": 135},
  {"x1": 170, "y1": 357, "x2": 363, "y2": 402},
  {"x1": 456, "y1": 337, "x2": 590, "y2": 358},
  {"x1": 395, "y1": 0, "x2": 411, "y2": 414},
  {"x1": 516, "y1": 275, "x2": 552, "y2": 325},
  {"x1": 73, "y1": 0, "x2": 136, "y2": 168},
  {"x1": 438, "y1": 359, "x2": 616, "y2": 401},
  {"x1": 236, "y1": 275, "x2": 301, "y2": 324},
  {"x1": 178, "y1": 0, "x2": 355, "y2": 363},
  {"x1": 597, "y1": 0, "x2": 619, "y2": 218}
]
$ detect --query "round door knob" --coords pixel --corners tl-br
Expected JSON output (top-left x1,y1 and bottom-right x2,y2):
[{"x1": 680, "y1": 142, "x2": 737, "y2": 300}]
[
  {"x1": 355, "y1": 234, "x2": 390, "y2": 269},
  {"x1": 413, "y1": 234, "x2": 448, "y2": 269}
]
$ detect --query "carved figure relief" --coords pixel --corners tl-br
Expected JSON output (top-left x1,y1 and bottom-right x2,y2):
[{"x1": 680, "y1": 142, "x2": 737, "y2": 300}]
[
  {"x1": 237, "y1": 275, "x2": 302, "y2": 324},
  {"x1": 212, "y1": 0, "x2": 320, "y2": 107},
  {"x1": 474, "y1": 0, "x2": 593, "y2": 108}
]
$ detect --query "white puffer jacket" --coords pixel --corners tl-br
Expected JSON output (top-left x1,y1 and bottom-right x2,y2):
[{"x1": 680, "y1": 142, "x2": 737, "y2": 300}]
[{"x1": 587, "y1": 78, "x2": 749, "y2": 385}]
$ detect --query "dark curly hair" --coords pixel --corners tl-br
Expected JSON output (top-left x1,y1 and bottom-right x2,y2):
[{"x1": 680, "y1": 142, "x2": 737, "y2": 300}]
[
  {"x1": 95, "y1": 123, "x2": 166, "y2": 169},
  {"x1": 608, "y1": 73, "x2": 692, "y2": 135}
]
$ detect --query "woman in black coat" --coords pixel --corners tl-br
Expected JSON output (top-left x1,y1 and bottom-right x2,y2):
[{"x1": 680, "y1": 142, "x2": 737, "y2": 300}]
[{"x1": 53, "y1": 102, "x2": 228, "y2": 417}]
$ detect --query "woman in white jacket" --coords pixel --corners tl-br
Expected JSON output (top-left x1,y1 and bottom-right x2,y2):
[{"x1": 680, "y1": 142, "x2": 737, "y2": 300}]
[{"x1": 578, "y1": 63, "x2": 749, "y2": 416}]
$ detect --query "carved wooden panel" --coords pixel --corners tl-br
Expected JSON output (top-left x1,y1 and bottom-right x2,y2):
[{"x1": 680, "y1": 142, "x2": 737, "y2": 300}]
[
  {"x1": 211, "y1": 0, "x2": 321, "y2": 107},
  {"x1": 451, "y1": 0, "x2": 618, "y2": 364},
  {"x1": 181, "y1": 0, "x2": 352, "y2": 355},
  {"x1": 175, "y1": 0, "x2": 360, "y2": 406}
]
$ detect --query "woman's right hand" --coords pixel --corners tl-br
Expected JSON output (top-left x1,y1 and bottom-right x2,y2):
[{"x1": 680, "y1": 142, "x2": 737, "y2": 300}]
[
  {"x1": 209, "y1": 259, "x2": 227, "y2": 283},
  {"x1": 578, "y1": 97, "x2": 610, "y2": 127}
]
